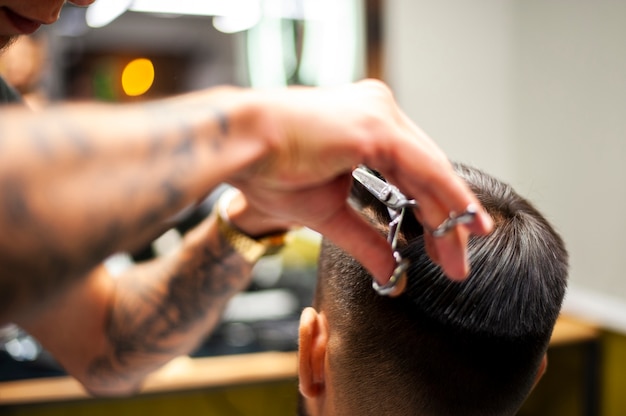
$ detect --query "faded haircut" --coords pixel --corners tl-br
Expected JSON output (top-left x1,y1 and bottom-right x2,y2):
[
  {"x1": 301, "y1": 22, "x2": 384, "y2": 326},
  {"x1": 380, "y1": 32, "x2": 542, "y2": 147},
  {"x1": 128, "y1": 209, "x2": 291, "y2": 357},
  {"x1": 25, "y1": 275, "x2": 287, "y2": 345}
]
[{"x1": 314, "y1": 163, "x2": 568, "y2": 416}]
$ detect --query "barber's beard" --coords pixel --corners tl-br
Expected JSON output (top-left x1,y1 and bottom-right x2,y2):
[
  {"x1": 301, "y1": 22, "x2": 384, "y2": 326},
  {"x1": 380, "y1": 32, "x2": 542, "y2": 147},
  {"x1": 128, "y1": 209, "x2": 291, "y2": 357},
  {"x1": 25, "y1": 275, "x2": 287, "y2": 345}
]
[{"x1": 0, "y1": 35, "x2": 18, "y2": 54}]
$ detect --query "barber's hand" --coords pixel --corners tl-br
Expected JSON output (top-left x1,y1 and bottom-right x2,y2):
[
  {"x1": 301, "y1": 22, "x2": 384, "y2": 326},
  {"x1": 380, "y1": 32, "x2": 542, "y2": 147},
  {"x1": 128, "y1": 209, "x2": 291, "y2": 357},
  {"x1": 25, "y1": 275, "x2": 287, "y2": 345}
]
[{"x1": 229, "y1": 79, "x2": 493, "y2": 284}]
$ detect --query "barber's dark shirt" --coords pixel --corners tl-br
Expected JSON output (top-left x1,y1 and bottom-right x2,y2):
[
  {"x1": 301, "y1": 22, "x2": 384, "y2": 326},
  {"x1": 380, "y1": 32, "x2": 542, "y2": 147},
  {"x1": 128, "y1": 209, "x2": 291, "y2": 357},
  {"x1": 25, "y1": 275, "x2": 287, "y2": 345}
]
[{"x1": 0, "y1": 76, "x2": 23, "y2": 104}]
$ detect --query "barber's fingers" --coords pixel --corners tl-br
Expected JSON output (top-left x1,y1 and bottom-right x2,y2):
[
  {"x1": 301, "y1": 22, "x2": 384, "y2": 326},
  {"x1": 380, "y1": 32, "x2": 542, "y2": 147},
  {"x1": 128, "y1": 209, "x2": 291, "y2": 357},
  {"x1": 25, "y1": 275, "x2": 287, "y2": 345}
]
[
  {"x1": 420, "y1": 219, "x2": 472, "y2": 280},
  {"x1": 374, "y1": 128, "x2": 492, "y2": 279},
  {"x1": 317, "y1": 201, "x2": 474, "y2": 284},
  {"x1": 405, "y1": 180, "x2": 478, "y2": 279},
  {"x1": 395, "y1": 112, "x2": 493, "y2": 237},
  {"x1": 431, "y1": 226, "x2": 472, "y2": 280},
  {"x1": 312, "y1": 204, "x2": 397, "y2": 286},
  {"x1": 408, "y1": 201, "x2": 469, "y2": 280},
  {"x1": 316, "y1": 199, "x2": 473, "y2": 285},
  {"x1": 409, "y1": 166, "x2": 482, "y2": 280}
]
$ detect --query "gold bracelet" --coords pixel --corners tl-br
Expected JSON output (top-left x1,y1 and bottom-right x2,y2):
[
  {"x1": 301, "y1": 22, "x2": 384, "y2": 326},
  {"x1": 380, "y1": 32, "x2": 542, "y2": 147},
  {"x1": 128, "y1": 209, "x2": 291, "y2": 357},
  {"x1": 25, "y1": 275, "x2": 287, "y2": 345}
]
[{"x1": 215, "y1": 189, "x2": 287, "y2": 263}]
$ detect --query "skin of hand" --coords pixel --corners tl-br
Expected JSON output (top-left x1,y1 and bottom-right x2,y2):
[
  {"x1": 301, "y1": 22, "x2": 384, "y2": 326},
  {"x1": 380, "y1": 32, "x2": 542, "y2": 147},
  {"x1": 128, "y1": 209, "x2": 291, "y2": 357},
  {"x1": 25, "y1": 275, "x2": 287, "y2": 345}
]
[{"x1": 228, "y1": 80, "x2": 493, "y2": 283}]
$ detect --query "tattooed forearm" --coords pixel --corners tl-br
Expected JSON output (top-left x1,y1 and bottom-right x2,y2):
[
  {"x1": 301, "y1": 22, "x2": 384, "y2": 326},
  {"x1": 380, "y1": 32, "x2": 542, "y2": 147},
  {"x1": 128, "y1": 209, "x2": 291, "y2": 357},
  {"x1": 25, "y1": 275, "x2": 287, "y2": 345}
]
[
  {"x1": 216, "y1": 108, "x2": 229, "y2": 137},
  {"x1": 0, "y1": 96, "x2": 238, "y2": 324},
  {"x1": 85, "y1": 216, "x2": 251, "y2": 393},
  {"x1": 0, "y1": 102, "x2": 226, "y2": 317},
  {"x1": 0, "y1": 174, "x2": 87, "y2": 318},
  {"x1": 143, "y1": 99, "x2": 229, "y2": 154}
]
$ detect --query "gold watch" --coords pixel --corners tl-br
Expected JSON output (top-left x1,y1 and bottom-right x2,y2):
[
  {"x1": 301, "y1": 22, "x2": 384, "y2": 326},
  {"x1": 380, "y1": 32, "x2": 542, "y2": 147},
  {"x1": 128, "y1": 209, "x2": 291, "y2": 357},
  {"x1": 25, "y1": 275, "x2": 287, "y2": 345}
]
[{"x1": 215, "y1": 190, "x2": 287, "y2": 263}]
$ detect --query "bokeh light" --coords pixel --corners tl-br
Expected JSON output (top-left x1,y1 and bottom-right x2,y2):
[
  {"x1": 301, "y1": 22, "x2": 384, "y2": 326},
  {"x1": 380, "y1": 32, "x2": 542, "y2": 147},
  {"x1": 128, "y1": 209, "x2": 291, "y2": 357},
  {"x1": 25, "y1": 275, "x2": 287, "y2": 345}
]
[{"x1": 121, "y1": 58, "x2": 154, "y2": 97}]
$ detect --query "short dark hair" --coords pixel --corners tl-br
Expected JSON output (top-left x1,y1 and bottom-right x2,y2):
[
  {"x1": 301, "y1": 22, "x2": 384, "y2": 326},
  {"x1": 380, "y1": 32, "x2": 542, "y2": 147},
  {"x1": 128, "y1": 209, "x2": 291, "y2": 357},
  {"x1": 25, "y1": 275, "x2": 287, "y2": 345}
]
[{"x1": 315, "y1": 163, "x2": 568, "y2": 416}]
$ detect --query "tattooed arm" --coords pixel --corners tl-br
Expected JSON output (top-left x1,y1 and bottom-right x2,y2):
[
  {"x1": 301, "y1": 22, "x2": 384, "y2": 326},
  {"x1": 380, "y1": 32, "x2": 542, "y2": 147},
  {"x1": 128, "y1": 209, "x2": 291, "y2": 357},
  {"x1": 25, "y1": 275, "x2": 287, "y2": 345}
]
[
  {"x1": 0, "y1": 87, "x2": 270, "y2": 323},
  {"x1": 15, "y1": 191, "x2": 289, "y2": 396}
]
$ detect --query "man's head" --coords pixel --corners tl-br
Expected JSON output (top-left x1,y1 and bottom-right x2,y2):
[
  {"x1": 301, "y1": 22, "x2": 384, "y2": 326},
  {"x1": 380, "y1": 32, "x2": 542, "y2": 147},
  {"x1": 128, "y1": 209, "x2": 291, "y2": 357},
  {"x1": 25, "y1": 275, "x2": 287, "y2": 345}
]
[
  {"x1": 298, "y1": 163, "x2": 568, "y2": 416},
  {"x1": 0, "y1": 1, "x2": 95, "y2": 51}
]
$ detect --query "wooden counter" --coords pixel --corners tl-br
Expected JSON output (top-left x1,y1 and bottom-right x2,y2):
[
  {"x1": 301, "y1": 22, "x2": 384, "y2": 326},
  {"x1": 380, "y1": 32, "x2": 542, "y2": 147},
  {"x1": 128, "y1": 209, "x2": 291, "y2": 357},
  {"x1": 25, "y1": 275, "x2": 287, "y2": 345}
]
[
  {"x1": 0, "y1": 315, "x2": 599, "y2": 406},
  {"x1": 0, "y1": 351, "x2": 297, "y2": 406},
  {"x1": 549, "y1": 315, "x2": 600, "y2": 346}
]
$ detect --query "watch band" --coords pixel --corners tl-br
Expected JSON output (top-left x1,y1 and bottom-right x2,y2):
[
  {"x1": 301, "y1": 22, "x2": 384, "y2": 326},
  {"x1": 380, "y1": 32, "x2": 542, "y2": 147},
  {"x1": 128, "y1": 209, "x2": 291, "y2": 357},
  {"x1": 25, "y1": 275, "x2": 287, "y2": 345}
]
[{"x1": 215, "y1": 189, "x2": 287, "y2": 263}]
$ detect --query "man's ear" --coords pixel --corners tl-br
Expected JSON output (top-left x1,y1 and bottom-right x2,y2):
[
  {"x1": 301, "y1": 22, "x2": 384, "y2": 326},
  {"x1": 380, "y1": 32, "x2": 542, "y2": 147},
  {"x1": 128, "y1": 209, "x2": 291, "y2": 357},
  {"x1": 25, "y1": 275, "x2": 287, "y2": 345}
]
[
  {"x1": 298, "y1": 307, "x2": 329, "y2": 398},
  {"x1": 532, "y1": 354, "x2": 548, "y2": 389}
]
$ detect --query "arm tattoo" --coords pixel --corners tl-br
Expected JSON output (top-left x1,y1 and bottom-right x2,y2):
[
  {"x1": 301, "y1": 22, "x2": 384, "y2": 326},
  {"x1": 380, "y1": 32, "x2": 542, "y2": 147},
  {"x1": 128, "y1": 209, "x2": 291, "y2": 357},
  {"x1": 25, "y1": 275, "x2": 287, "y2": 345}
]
[
  {"x1": 213, "y1": 107, "x2": 229, "y2": 138},
  {"x1": 209, "y1": 107, "x2": 229, "y2": 153},
  {"x1": 143, "y1": 101, "x2": 229, "y2": 152},
  {"x1": 0, "y1": 175, "x2": 84, "y2": 315},
  {"x1": 0, "y1": 100, "x2": 231, "y2": 320},
  {"x1": 85, "y1": 226, "x2": 249, "y2": 390}
]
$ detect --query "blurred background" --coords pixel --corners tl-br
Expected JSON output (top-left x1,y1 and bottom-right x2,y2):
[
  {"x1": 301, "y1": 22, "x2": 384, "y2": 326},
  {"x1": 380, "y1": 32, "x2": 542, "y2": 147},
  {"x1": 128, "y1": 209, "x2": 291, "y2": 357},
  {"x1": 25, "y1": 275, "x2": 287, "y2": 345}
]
[{"x1": 0, "y1": 0, "x2": 625, "y2": 415}]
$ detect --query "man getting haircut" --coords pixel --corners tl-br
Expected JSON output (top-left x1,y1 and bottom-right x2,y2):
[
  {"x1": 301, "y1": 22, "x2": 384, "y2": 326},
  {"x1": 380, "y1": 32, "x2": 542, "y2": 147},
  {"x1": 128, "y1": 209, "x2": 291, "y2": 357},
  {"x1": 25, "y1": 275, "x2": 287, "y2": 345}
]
[{"x1": 297, "y1": 163, "x2": 568, "y2": 416}]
